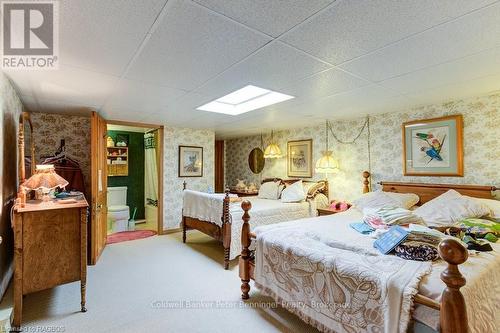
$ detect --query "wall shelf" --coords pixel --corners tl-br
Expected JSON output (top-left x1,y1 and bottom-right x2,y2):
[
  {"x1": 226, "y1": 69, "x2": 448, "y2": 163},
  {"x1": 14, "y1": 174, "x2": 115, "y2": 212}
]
[{"x1": 107, "y1": 146, "x2": 128, "y2": 176}]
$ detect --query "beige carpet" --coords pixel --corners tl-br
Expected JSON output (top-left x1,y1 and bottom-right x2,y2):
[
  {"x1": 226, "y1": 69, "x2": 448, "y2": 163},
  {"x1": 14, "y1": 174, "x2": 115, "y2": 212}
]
[{"x1": 0, "y1": 231, "x2": 319, "y2": 333}]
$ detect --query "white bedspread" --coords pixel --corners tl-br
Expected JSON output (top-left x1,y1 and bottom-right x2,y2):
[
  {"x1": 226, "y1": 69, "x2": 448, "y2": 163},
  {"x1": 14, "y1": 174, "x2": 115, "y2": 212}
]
[
  {"x1": 182, "y1": 191, "x2": 318, "y2": 259},
  {"x1": 253, "y1": 209, "x2": 499, "y2": 333}
]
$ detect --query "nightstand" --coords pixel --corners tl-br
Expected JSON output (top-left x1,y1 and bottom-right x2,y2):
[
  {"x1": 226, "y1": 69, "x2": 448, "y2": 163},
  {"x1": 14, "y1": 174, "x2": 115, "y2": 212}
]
[{"x1": 317, "y1": 208, "x2": 340, "y2": 216}]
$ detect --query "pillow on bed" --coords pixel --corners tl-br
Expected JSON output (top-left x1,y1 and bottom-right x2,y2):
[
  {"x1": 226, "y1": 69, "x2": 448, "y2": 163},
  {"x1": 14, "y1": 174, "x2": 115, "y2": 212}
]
[
  {"x1": 281, "y1": 180, "x2": 306, "y2": 203},
  {"x1": 465, "y1": 197, "x2": 499, "y2": 220},
  {"x1": 313, "y1": 193, "x2": 329, "y2": 209},
  {"x1": 303, "y1": 182, "x2": 326, "y2": 199},
  {"x1": 258, "y1": 181, "x2": 281, "y2": 200},
  {"x1": 352, "y1": 191, "x2": 402, "y2": 210},
  {"x1": 385, "y1": 192, "x2": 420, "y2": 209},
  {"x1": 414, "y1": 190, "x2": 491, "y2": 227}
]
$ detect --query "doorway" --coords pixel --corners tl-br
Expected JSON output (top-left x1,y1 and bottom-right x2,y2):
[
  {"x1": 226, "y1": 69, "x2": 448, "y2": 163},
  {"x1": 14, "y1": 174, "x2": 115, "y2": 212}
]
[{"x1": 90, "y1": 114, "x2": 163, "y2": 264}]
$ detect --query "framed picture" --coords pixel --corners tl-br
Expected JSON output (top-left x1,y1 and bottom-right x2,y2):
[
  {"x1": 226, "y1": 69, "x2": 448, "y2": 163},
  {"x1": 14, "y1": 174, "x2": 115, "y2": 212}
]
[
  {"x1": 287, "y1": 139, "x2": 313, "y2": 178},
  {"x1": 178, "y1": 146, "x2": 203, "y2": 177},
  {"x1": 403, "y1": 115, "x2": 463, "y2": 176}
]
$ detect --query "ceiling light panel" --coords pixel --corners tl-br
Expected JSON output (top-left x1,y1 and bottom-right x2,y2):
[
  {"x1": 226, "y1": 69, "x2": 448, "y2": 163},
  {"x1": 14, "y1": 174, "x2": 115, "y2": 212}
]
[{"x1": 196, "y1": 85, "x2": 294, "y2": 115}]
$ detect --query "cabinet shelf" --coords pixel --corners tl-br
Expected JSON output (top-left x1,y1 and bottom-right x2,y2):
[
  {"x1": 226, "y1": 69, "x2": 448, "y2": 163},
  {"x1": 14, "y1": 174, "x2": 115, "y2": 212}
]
[{"x1": 107, "y1": 147, "x2": 129, "y2": 176}]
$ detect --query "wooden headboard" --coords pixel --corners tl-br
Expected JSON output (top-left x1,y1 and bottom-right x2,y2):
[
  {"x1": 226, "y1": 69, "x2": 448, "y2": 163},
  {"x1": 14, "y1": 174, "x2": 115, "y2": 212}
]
[
  {"x1": 261, "y1": 178, "x2": 329, "y2": 198},
  {"x1": 379, "y1": 181, "x2": 497, "y2": 205}
]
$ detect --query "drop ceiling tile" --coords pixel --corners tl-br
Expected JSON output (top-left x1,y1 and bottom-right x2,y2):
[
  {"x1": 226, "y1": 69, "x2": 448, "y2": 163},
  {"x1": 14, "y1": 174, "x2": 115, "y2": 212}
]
[
  {"x1": 282, "y1": 68, "x2": 369, "y2": 101},
  {"x1": 192, "y1": 0, "x2": 334, "y2": 37},
  {"x1": 193, "y1": 41, "x2": 331, "y2": 98},
  {"x1": 292, "y1": 84, "x2": 410, "y2": 118},
  {"x1": 340, "y1": 3, "x2": 500, "y2": 82},
  {"x1": 379, "y1": 47, "x2": 500, "y2": 94},
  {"x1": 125, "y1": 0, "x2": 271, "y2": 91},
  {"x1": 406, "y1": 73, "x2": 500, "y2": 106},
  {"x1": 36, "y1": 97, "x2": 95, "y2": 116},
  {"x1": 281, "y1": 0, "x2": 497, "y2": 65},
  {"x1": 102, "y1": 79, "x2": 187, "y2": 112},
  {"x1": 7, "y1": 65, "x2": 119, "y2": 108},
  {"x1": 60, "y1": 0, "x2": 168, "y2": 75}
]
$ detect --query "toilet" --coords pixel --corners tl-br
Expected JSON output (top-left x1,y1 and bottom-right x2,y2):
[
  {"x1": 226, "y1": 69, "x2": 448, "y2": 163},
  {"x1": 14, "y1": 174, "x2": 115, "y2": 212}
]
[{"x1": 107, "y1": 186, "x2": 130, "y2": 233}]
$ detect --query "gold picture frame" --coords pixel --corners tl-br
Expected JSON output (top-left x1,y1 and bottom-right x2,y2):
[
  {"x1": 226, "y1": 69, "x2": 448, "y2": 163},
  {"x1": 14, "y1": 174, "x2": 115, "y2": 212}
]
[
  {"x1": 287, "y1": 139, "x2": 313, "y2": 178},
  {"x1": 402, "y1": 115, "x2": 463, "y2": 177}
]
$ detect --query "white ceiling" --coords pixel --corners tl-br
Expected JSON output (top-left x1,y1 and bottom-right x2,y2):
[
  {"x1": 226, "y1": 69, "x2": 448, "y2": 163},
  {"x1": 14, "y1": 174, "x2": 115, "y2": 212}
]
[{"x1": 5, "y1": 0, "x2": 500, "y2": 139}]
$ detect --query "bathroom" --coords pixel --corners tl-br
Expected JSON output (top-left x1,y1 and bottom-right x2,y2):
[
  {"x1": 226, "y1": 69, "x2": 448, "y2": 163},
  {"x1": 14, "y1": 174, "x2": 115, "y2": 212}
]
[{"x1": 106, "y1": 124, "x2": 160, "y2": 240}]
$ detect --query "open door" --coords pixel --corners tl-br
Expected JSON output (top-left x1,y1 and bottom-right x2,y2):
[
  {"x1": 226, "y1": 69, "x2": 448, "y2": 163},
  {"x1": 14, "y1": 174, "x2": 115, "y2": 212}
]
[{"x1": 90, "y1": 111, "x2": 108, "y2": 264}]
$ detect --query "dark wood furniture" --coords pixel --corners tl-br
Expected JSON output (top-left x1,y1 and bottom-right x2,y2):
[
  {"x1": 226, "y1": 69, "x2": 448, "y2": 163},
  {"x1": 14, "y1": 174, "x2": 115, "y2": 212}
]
[
  {"x1": 12, "y1": 199, "x2": 89, "y2": 329},
  {"x1": 316, "y1": 208, "x2": 339, "y2": 216},
  {"x1": 239, "y1": 175, "x2": 497, "y2": 333},
  {"x1": 229, "y1": 189, "x2": 259, "y2": 197},
  {"x1": 182, "y1": 178, "x2": 329, "y2": 269}
]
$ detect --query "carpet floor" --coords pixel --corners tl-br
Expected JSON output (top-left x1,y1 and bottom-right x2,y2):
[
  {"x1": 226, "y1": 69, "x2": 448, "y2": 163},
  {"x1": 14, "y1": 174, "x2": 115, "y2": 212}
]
[{"x1": 0, "y1": 231, "x2": 319, "y2": 333}]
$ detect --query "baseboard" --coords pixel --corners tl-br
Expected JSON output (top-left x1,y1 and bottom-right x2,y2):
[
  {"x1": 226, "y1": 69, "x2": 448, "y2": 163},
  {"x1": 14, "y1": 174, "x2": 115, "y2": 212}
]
[
  {"x1": 0, "y1": 262, "x2": 13, "y2": 302},
  {"x1": 160, "y1": 227, "x2": 182, "y2": 235}
]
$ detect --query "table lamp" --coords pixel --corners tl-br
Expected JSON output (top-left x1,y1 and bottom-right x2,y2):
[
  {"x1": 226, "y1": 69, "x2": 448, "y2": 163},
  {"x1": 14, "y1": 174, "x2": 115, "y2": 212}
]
[{"x1": 20, "y1": 165, "x2": 69, "y2": 203}]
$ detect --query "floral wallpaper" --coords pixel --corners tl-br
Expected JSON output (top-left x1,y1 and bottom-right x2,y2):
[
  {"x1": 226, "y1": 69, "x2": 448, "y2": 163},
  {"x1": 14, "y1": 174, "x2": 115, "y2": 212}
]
[
  {"x1": 226, "y1": 91, "x2": 500, "y2": 201},
  {"x1": 30, "y1": 113, "x2": 92, "y2": 198},
  {"x1": 163, "y1": 126, "x2": 215, "y2": 230},
  {"x1": 1, "y1": 73, "x2": 23, "y2": 299}
]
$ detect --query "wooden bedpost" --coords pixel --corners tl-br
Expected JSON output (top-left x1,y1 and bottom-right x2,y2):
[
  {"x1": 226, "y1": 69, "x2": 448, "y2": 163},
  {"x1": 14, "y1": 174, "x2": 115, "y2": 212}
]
[
  {"x1": 222, "y1": 188, "x2": 231, "y2": 269},
  {"x1": 239, "y1": 200, "x2": 252, "y2": 300},
  {"x1": 438, "y1": 238, "x2": 468, "y2": 333},
  {"x1": 182, "y1": 181, "x2": 187, "y2": 243},
  {"x1": 362, "y1": 171, "x2": 371, "y2": 193}
]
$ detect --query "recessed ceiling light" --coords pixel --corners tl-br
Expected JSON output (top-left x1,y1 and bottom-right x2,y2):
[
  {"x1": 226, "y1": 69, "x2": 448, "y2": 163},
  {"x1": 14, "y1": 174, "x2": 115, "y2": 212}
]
[{"x1": 196, "y1": 85, "x2": 294, "y2": 115}]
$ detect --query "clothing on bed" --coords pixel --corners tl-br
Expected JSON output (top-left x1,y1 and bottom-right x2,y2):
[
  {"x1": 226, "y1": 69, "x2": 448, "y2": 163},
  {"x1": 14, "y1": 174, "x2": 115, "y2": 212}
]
[
  {"x1": 254, "y1": 210, "x2": 431, "y2": 333},
  {"x1": 253, "y1": 209, "x2": 500, "y2": 333}
]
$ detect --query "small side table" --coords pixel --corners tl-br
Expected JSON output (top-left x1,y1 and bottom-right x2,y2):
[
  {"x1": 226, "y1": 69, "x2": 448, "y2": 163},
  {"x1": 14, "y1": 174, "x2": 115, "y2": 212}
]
[{"x1": 317, "y1": 208, "x2": 341, "y2": 216}]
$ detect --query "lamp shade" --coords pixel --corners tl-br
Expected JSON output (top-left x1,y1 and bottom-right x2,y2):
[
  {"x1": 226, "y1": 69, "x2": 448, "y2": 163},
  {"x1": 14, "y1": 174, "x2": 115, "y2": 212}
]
[
  {"x1": 315, "y1": 151, "x2": 339, "y2": 175},
  {"x1": 263, "y1": 143, "x2": 282, "y2": 159},
  {"x1": 21, "y1": 165, "x2": 69, "y2": 191}
]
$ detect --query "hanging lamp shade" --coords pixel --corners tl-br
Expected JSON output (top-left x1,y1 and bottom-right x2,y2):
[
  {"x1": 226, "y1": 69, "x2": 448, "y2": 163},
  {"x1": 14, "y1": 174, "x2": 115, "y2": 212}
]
[
  {"x1": 263, "y1": 130, "x2": 282, "y2": 158},
  {"x1": 315, "y1": 151, "x2": 339, "y2": 174},
  {"x1": 315, "y1": 120, "x2": 339, "y2": 175},
  {"x1": 263, "y1": 143, "x2": 282, "y2": 158}
]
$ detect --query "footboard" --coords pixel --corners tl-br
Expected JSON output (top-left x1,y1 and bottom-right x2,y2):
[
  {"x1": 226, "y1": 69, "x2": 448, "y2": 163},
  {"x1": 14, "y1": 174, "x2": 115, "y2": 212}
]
[
  {"x1": 238, "y1": 199, "x2": 469, "y2": 333},
  {"x1": 182, "y1": 182, "x2": 232, "y2": 269}
]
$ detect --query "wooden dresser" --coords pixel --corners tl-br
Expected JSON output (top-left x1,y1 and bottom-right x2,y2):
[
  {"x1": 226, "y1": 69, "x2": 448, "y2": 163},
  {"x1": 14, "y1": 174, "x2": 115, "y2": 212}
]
[{"x1": 12, "y1": 199, "x2": 89, "y2": 328}]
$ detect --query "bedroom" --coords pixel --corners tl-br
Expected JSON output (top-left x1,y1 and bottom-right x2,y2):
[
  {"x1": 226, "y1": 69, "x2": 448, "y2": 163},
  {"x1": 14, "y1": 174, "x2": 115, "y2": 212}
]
[{"x1": 0, "y1": 1, "x2": 499, "y2": 332}]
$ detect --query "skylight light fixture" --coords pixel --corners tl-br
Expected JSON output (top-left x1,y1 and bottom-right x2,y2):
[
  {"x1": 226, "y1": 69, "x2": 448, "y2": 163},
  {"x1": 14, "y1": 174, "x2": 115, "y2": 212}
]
[{"x1": 196, "y1": 85, "x2": 294, "y2": 115}]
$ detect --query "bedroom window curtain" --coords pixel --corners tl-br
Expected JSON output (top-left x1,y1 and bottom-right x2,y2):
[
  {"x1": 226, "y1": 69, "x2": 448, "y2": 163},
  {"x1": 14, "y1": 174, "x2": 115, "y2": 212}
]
[{"x1": 144, "y1": 132, "x2": 158, "y2": 207}]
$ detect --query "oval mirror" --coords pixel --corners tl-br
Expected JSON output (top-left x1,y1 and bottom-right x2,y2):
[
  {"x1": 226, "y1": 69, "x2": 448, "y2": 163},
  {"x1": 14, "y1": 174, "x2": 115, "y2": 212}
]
[{"x1": 248, "y1": 147, "x2": 265, "y2": 174}]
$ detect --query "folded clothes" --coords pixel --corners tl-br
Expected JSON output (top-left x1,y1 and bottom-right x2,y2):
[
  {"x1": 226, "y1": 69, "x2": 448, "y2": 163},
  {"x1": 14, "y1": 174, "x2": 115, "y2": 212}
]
[
  {"x1": 363, "y1": 206, "x2": 425, "y2": 227},
  {"x1": 350, "y1": 222, "x2": 375, "y2": 234},
  {"x1": 394, "y1": 241, "x2": 439, "y2": 261}
]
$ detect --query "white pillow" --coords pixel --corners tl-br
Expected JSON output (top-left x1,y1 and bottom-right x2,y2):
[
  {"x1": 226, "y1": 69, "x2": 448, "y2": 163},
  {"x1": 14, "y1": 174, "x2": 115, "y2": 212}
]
[
  {"x1": 385, "y1": 192, "x2": 420, "y2": 209},
  {"x1": 465, "y1": 197, "x2": 499, "y2": 220},
  {"x1": 258, "y1": 181, "x2": 280, "y2": 200},
  {"x1": 281, "y1": 180, "x2": 306, "y2": 203},
  {"x1": 414, "y1": 190, "x2": 491, "y2": 227},
  {"x1": 352, "y1": 191, "x2": 402, "y2": 211}
]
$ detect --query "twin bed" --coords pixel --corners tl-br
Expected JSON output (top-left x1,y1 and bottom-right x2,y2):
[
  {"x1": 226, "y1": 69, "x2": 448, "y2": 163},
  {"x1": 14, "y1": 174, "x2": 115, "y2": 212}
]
[
  {"x1": 238, "y1": 179, "x2": 499, "y2": 333},
  {"x1": 182, "y1": 178, "x2": 330, "y2": 269}
]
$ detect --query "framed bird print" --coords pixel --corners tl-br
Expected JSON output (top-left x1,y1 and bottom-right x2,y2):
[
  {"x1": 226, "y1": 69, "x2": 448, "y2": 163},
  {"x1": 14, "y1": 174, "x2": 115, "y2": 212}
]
[{"x1": 403, "y1": 115, "x2": 463, "y2": 176}]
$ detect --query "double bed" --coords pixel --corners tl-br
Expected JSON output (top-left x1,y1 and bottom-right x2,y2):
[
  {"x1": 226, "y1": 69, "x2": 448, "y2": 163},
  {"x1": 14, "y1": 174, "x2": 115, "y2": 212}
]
[
  {"x1": 182, "y1": 178, "x2": 332, "y2": 269},
  {"x1": 238, "y1": 180, "x2": 499, "y2": 333}
]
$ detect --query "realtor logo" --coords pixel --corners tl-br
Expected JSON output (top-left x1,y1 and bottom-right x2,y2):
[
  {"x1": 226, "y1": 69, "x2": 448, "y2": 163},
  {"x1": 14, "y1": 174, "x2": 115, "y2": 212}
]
[{"x1": 1, "y1": 1, "x2": 59, "y2": 69}]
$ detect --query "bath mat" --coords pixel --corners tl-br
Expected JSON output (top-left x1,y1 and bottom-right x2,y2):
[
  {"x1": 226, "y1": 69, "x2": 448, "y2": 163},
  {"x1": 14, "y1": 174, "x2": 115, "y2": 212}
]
[{"x1": 107, "y1": 230, "x2": 157, "y2": 244}]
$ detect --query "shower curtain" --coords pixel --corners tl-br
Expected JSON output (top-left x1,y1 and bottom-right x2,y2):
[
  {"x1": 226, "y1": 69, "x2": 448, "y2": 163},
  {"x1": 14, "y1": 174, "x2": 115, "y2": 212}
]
[{"x1": 144, "y1": 132, "x2": 158, "y2": 207}]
